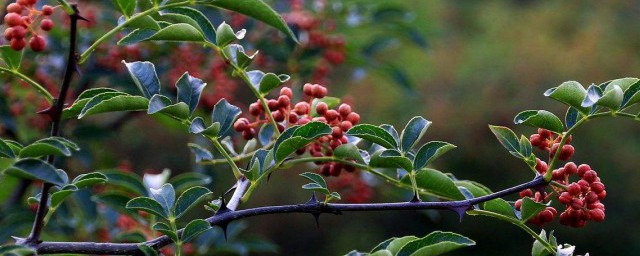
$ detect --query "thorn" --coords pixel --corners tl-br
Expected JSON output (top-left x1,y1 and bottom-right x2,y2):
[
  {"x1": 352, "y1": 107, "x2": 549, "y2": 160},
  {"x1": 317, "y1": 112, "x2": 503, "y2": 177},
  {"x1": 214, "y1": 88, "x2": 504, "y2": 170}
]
[
  {"x1": 266, "y1": 173, "x2": 273, "y2": 183},
  {"x1": 312, "y1": 212, "x2": 321, "y2": 228},
  {"x1": 410, "y1": 192, "x2": 421, "y2": 203},
  {"x1": 223, "y1": 184, "x2": 238, "y2": 198},
  {"x1": 219, "y1": 222, "x2": 229, "y2": 241},
  {"x1": 76, "y1": 15, "x2": 90, "y2": 22},
  {"x1": 215, "y1": 197, "x2": 230, "y2": 215},
  {"x1": 306, "y1": 192, "x2": 319, "y2": 204},
  {"x1": 449, "y1": 205, "x2": 470, "y2": 222}
]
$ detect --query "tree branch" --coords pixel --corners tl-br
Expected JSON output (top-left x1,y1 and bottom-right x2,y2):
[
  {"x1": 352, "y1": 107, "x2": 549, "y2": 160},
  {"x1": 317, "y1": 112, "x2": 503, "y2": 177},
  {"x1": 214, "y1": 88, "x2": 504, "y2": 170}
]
[{"x1": 34, "y1": 176, "x2": 546, "y2": 255}]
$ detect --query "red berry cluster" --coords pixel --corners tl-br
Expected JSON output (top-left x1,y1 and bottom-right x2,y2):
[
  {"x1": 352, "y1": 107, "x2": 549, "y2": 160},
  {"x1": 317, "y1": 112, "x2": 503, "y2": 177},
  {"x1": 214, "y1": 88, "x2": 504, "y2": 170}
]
[
  {"x1": 328, "y1": 172, "x2": 373, "y2": 203},
  {"x1": 3, "y1": 1, "x2": 54, "y2": 51},
  {"x1": 515, "y1": 129, "x2": 607, "y2": 228},
  {"x1": 530, "y1": 128, "x2": 574, "y2": 161},
  {"x1": 233, "y1": 83, "x2": 360, "y2": 177}
]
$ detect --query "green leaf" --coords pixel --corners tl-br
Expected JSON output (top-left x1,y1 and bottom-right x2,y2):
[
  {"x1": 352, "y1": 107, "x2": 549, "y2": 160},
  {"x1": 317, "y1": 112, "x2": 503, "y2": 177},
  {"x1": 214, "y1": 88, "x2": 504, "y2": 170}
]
[
  {"x1": 223, "y1": 44, "x2": 257, "y2": 69},
  {"x1": 148, "y1": 23, "x2": 204, "y2": 42},
  {"x1": 598, "y1": 84, "x2": 624, "y2": 110},
  {"x1": 138, "y1": 244, "x2": 159, "y2": 256},
  {"x1": 149, "y1": 183, "x2": 176, "y2": 216},
  {"x1": 531, "y1": 230, "x2": 553, "y2": 256},
  {"x1": 211, "y1": 99, "x2": 242, "y2": 138},
  {"x1": 247, "y1": 149, "x2": 272, "y2": 180},
  {"x1": 386, "y1": 236, "x2": 417, "y2": 254},
  {"x1": 0, "y1": 139, "x2": 16, "y2": 158},
  {"x1": 165, "y1": 7, "x2": 216, "y2": 43},
  {"x1": 489, "y1": 125, "x2": 523, "y2": 158},
  {"x1": 63, "y1": 90, "x2": 126, "y2": 119},
  {"x1": 309, "y1": 97, "x2": 342, "y2": 117},
  {"x1": 273, "y1": 122, "x2": 332, "y2": 163},
  {"x1": 544, "y1": 81, "x2": 589, "y2": 114},
  {"x1": 187, "y1": 143, "x2": 214, "y2": 162},
  {"x1": 56, "y1": 0, "x2": 74, "y2": 14},
  {"x1": 413, "y1": 141, "x2": 456, "y2": 170},
  {"x1": 125, "y1": 15, "x2": 161, "y2": 30},
  {"x1": 401, "y1": 169, "x2": 465, "y2": 200},
  {"x1": 78, "y1": 95, "x2": 149, "y2": 119},
  {"x1": 347, "y1": 124, "x2": 398, "y2": 149},
  {"x1": 126, "y1": 197, "x2": 168, "y2": 219},
  {"x1": 169, "y1": 172, "x2": 212, "y2": 193},
  {"x1": 520, "y1": 197, "x2": 546, "y2": 222},
  {"x1": 19, "y1": 137, "x2": 79, "y2": 158},
  {"x1": 400, "y1": 116, "x2": 431, "y2": 152},
  {"x1": 147, "y1": 94, "x2": 190, "y2": 120},
  {"x1": 620, "y1": 78, "x2": 640, "y2": 107},
  {"x1": 4, "y1": 159, "x2": 67, "y2": 187},
  {"x1": 565, "y1": 107, "x2": 583, "y2": 129},
  {"x1": 483, "y1": 198, "x2": 516, "y2": 218},
  {"x1": 519, "y1": 135, "x2": 533, "y2": 163},
  {"x1": 202, "y1": 0, "x2": 298, "y2": 43},
  {"x1": 103, "y1": 170, "x2": 147, "y2": 196},
  {"x1": 174, "y1": 186, "x2": 212, "y2": 219},
  {"x1": 176, "y1": 72, "x2": 207, "y2": 115},
  {"x1": 455, "y1": 180, "x2": 492, "y2": 197},
  {"x1": 72, "y1": 172, "x2": 107, "y2": 188},
  {"x1": 50, "y1": 185, "x2": 78, "y2": 209},
  {"x1": 300, "y1": 172, "x2": 329, "y2": 194},
  {"x1": 246, "y1": 70, "x2": 291, "y2": 96},
  {"x1": 114, "y1": 0, "x2": 135, "y2": 17},
  {"x1": 328, "y1": 192, "x2": 341, "y2": 201},
  {"x1": 514, "y1": 110, "x2": 564, "y2": 133},
  {"x1": 370, "y1": 237, "x2": 396, "y2": 253},
  {"x1": 215, "y1": 22, "x2": 246, "y2": 46},
  {"x1": 118, "y1": 29, "x2": 158, "y2": 45},
  {"x1": 396, "y1": 231, "x2": 475, "y2": 256},
  {"x1": 152, "y1": 222, "x2": 178, "y2": 242},
  {"x1": 181, "y1": 219, "x2": 211, "y2": 243},
  {"x1": 0, "y1": 46, "x2": 23, "y2": 70},
  {"x1": 189, "y1": 117, "x2": 221, "y2": 137},
  {"x1": 333, "y1": 144, "x2": 366, "y2": 164},
  {"x1": 93, "y1": 192, "x2": 136, "y2": 215},
  {"x1": 122, "y1": 61, "x2": 161, "y2": 98},
  {"x1": 0, "y1": 245, "x2": 36, "y2": 256},
  {"x1": 369, "y1": 149, "x2": 413, "y2": 171}
]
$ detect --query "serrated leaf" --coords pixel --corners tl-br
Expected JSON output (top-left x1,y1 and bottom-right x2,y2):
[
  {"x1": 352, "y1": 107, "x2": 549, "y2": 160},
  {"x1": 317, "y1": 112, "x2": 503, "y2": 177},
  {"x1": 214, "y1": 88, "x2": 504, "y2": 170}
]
[
  {"x1": 126, "y1": 197, "x2": 168, "y2": 219},
  {"x1": 122, "y1": 61, "x2": 161, "y2": 99},
  {"x1": 147, "y1": 94, "x2": 190, "y2": 120},
  {"x1": 174, "y1": 186, "x2": 212, "y2": 219},
  {"x1": 176, "y1": 72, "x2": 207, "y2": 115},
  {"x1": 396, "y1": 231, "x2": 475, "y2": 256},
  {"x1": 79, "y1": 95, "x2": 149, "y2": 119},
  {"x1": 333, "y1": 144, "x2": 366, "y2": 164},
  {"x1": 118, "y1": 28, "x2": 158, "y2": 45},
  {"x1": 201, "y1": 0, "x2": 297, "y2": 43},
  {"x1": 489, "y1": 125, "x2": 522, "y2": 157},
  {"x1": 483, "y1": 198, "x2": 516, "y2": 218},
  {"x1": 103, "y1": 170, "x2": 147, "y2": 196},
  {"x1": 181, "y1": 219, "x2": 211, "y2": 243},
  {"x1": 165, "y1": 7, "x2": 216, "y2": 43},
  {"x1": 400, "y1": 116, "x2": 431, "y2": 152},
  {"x1": 149, "y1": 183, "x2": 175, "y2": 216},
  {"x1": 72, "y1": 172, "x2": 107, "y2": 188},
  {"x1": 169, "y1": 172, "x2": 211, "y2": 192},
  {"x1": 4, "y1": 159, "x2": 67, "y2": 187},
  {"x1": 347, "y1": 124, "x2": 398, "y2": 149},
  {"x1": 211, "y1": 99, "x2": 242, "y2": 138},
  {"x1": 370, "y1": 149, "x2": 413, "y2": 171},
  {"x1": 223, "y1": 44, "x2": 257, "y2": 69},
  {"x1": 0, "y1": 45, "x2": 23, "y2": 70},
  {"x1": 413, "y1": 141, "x2": 456, "y2": 170},
  {"x1": 514, "y1": 110, "x2": 564, "y2": 133},
  {"x1": 544, "y1": 81, "x2": 589, "y2": 114},
  {"x1": 152, "y1": 222, "x2": 178, "y2": 242},
  {"x1": 246, "y1": 70, "x2": 291, "y2": 95},
  {"x1": 187, "y1": 143, "x2": 214, "y2": 162},
  {"x1": 520, "y1": 197, "x2": 546, "y2": 222},
  {"x1": 19, "y1": 137, "x2": 79, "y2": 158},
  {"x1": 401, "y1": 169, "x2": 465, "y2": 200}
]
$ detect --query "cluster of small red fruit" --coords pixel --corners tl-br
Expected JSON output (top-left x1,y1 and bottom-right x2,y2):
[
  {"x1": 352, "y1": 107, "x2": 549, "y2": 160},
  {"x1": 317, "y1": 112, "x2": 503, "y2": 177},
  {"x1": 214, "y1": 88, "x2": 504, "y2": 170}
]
[
  {"x1": 3, "y1": 1, "x2": 54, "y2": 52},
  {"x1": 514, "y1": 129, "x2": 606, "y2": 228},
  {"x1": 233, "y1": 83, "x2": 360, "y2": 177}
]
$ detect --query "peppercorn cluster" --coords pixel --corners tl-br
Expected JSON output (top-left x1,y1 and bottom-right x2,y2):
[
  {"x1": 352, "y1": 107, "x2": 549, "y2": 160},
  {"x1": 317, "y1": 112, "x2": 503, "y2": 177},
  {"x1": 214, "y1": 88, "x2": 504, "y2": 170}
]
[
  {"x1": 4, "y1": 1, "x2": 54, "y2": 52},
  {"x1": 515, "y1": 129, "x2": 606, "y2": 228},
  {"x1": 233, "y1": 83, "x2": 360, "y2": 177}
]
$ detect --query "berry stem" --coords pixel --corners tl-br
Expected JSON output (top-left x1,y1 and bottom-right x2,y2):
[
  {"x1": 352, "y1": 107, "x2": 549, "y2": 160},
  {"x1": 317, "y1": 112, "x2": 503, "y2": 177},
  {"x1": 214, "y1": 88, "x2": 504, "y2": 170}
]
[
  {"x1": 208, "y1": 135, "x2": 243, "y2": 179},
  {"x1": 199, "y1": 140, "x2": 276, "y2": 165},
  {"x1": 0, "y1": 66, "x2": 54, "y2": 102}
]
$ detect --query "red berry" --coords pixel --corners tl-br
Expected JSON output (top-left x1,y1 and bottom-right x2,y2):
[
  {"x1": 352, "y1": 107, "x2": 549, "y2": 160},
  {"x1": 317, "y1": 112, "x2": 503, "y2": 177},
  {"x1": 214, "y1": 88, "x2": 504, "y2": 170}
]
[
  {"x1": 242, "y1": 128, "x2": 255, "y2": 140},
  {"x1": 40, "y1": 19, "x2": 53, "y2": 31},
  {"x1": 567, "y1": 183, "x2": 581, "y2": 195},
  {"x1": 280, "y1": 87, "x2": 293, "y2": 98},
  {"x1": 7, "y1": 3, "x2": 22, "y2": 13},
  {"x1": 539, "y1": 209, "x2": 554, "y2": 222},
  {"x1": 233, "y1": 118, "x2": 249, "y2": 131},
  {"x1": 529, "y1": 134, "x2": 543, "y2": 148},
  {"x1": 564, "y1": 162, "x2": 577, "y2": 175},
  {"x1": 340, "y1": 121, "x2": 353, "y2": 131},
  {"x1": 332, "y1": 126, "x2": 343, "y2": 138},
  {"x1": 514, "y1": 199, "x2": 522, "y2": 210},
  {"x1": 519, "y1": 189, "x2": 533, "y2": 198},
  {"x1": 550, "y1": 143, "x2": 560, "y2": 155},
  {"x1": 316, "y1": 102, "x2": 328, "y2": 115},
  {"x1": 249, "y1": 103, "x2": 261, "y2": 116},
  {"x1": 4, "y1": 28, "x2": 14, "y2": 40},
  {"x1": 590, "y1": 209, "x2": 605, "y2": 222},
  {"x1": 303, "y1": 83, "x2": 314, "y2": 96},
  {"x1": 297, "y1": 117, "x2": 311, "y2": 125},
  {"x1": 535, "y1": 158, "x2": 548, "y2": 175},
  {"x1": 582, "y1": 170, "x2": 597, "y2": 183},
  {"x1": 10, "y1": 38, "x2": 26, "y2": 50},
  {"x1": 597, "y1": 190, "x2": 607, "y2": 200},
  {"x1": 293, "y1": 102, "x2": 310, "y2": 115},
  {"x1": 577, "y1": 164, "x2": 591, "y2": 177},
  {"x1": 312, "y1": 85, "x2": 327, "y2": 98},
  {"x1": 4, "y1": 13, "x2": 22, "y2": 27},
  {"x1": 11, "y1": 26, "x2": 26, "y2": 39},
  {"x1": 42, "y1": 5, "x2": 54, "y2": 16},
  {"x1": 29, "y1": 35, "x2": 46, "y2": 52},
  {"x1": 325, "y1": 110, "x2": 339, "y2": 121},
  {"x1": 288, "y1": 113, "x2": 298, "y2": 123},
  {"x1": 591, "y1": 182, "x2": 605, "y2": 193},
  {"x1": 272, "y1": 110, "x2": 285, "y2": 122},
  {"x1": 338, "y1": 104, "x2": 351, "y2": 116},
  {"x1": 267, "y1": 99, "x2": 278, "y2": 111},
  {"x1": 559, "y1": 145, "x2": 575, "y2": 161},
  {"x1": 558, "y1": 192, "x2": 572, "y2": 204},
  {"x1": 346, "y1": 112, "x2": 360, "y2": 124},
  {"x1": 538, "y1": 129, "x2": 553, "y2": 139}
]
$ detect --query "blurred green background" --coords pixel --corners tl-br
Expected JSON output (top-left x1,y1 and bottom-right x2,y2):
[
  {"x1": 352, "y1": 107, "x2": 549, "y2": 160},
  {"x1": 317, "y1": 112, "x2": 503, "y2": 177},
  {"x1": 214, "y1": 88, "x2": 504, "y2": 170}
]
[{"x1": 2, "y1": 0, "x2": 640, "y2": 255}]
